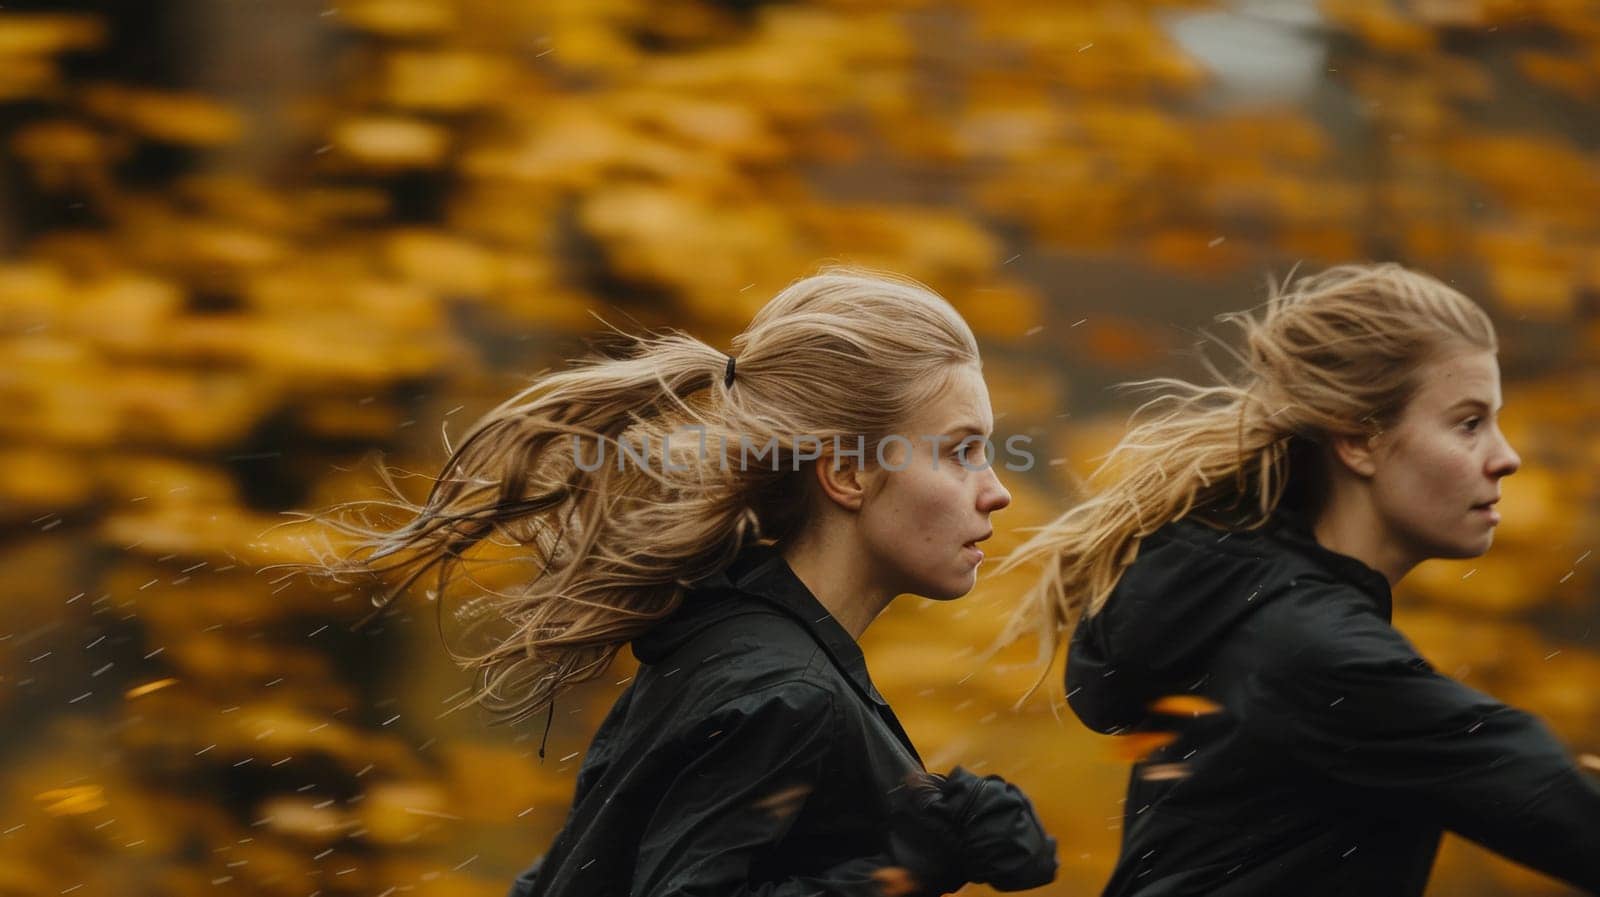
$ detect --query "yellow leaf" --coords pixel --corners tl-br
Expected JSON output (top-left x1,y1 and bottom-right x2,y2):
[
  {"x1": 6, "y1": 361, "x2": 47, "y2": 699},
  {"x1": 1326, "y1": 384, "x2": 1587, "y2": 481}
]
[{"x1": 36, "y1": 785, "x2": 106, "y2": 816}]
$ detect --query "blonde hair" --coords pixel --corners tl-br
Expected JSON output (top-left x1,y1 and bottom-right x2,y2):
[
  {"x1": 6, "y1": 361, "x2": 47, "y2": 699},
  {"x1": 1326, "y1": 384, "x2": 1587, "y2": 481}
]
[
  {"x1": 311, "y1": 269, "x2": 979, "y2": 724},
  {"x1": 1001, "y1": 263, "x2": 1497, "y2": 671}
]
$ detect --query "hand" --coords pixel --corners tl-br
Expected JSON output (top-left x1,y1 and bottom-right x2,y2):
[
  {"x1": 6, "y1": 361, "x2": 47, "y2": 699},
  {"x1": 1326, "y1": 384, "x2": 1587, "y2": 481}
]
[
  {"x1": 927, "y1": 767, "x2": 1059, "y2": 891},
  {"x1": 884, "y1": 768, "x2": 1058, "y2": 894}
]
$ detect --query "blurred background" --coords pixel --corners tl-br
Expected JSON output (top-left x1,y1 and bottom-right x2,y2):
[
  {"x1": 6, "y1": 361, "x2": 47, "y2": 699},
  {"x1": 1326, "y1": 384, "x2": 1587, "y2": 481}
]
[{"x1": 1, "y1": 0, "x2": 1597, "y2": 894}]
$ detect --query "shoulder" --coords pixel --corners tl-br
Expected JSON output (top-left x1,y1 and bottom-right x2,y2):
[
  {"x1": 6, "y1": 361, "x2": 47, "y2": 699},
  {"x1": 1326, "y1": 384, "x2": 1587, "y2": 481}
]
[
  {"x1": 1245, "y1": 580, "x2": 1424, "y2": 681},
  {"x1": 702, "y1": 677, "x2": 838, "y2": 725},
  {"x1": 659, "y1": 677, "x2": 842, "y2": 764}
]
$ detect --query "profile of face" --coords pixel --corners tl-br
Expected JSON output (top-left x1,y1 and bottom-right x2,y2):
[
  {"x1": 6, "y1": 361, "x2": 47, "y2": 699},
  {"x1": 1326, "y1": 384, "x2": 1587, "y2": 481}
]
[
  {"x1": 853, "y1": 364, "x2": 1013, "y2": 600},
  {"x1": 1360, "y1": 349, "x2": 1521, "y2": 567}
]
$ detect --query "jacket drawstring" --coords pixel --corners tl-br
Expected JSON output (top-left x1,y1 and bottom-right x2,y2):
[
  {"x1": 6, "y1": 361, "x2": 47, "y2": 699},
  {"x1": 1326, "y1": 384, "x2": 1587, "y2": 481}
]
[{"x1": 538, "y1": 698, "x2": 555, "y2": 761}]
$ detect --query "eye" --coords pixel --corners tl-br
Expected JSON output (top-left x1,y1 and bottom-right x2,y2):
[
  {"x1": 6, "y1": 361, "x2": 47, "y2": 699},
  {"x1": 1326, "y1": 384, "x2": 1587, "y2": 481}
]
[{"x1": 1461, "y1": 416, "x2": 1482, "y2": 433}]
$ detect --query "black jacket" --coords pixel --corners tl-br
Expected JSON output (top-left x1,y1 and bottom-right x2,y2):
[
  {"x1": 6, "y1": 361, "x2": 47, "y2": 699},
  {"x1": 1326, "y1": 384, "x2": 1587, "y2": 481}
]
[
  {"x1": 510, "y1": 547, "x2": 1057, "y2": 897},
  {"x1": 1069, "y1": 511, "x2": 1600, "y2": 897}
]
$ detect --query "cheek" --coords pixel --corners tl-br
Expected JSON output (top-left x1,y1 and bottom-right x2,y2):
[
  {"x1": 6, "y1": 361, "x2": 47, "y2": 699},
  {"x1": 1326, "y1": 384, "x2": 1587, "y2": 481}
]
[
  {"x1": 1380, "y1": 436, "x2": 1477, "y2": 522},
  {"x1": 866, "y1": 470, "x2": 965, "y2": 553},
  {"x1": 1421, "y1": 440, "x2": 1480, "y2": 493}
]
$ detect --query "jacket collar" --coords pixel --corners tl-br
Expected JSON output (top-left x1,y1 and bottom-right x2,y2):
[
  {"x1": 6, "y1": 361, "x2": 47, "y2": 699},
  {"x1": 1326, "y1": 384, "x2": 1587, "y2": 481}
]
[
  {"x1": 1269, "y1": 506, "x2": 1395, "y2": 618},
  {"x1": 706, "y1": 546, "x2": 892, "y2": 708}
]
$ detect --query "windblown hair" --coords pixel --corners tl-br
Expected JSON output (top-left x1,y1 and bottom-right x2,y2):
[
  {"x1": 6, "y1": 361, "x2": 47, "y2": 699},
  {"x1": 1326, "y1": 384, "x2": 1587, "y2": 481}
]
[
  {"x1": 1000, "y1": 263, "x2": 1497, "y2": 671},
  {"x1": 312, "y1": 270, "x2": 979, "y2": 724}
]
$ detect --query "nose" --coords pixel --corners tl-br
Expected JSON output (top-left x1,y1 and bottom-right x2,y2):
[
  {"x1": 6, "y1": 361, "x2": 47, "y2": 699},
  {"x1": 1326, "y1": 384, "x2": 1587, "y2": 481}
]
[
  {"x1": 979, "y1": 465, "x2": 1012, "y2": 513},
  {"x1": 1488, "y1": 424, "x2": 1521, "y2": 479}
]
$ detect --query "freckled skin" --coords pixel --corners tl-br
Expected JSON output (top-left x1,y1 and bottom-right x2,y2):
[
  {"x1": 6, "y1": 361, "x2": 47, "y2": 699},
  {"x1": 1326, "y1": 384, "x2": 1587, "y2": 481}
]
[{"x1": 856, "y1": 365, "x2": 1013, "y2": 600}]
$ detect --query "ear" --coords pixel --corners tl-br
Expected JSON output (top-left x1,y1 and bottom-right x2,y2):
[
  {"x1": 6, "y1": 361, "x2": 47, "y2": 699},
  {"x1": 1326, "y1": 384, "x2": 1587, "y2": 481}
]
[
  {"x1": 812, "y1": 449, "x2": 868, "y2": 512},
  {"x1": 1329, "y1": 431, "x2": 1379, "y2": 479}
]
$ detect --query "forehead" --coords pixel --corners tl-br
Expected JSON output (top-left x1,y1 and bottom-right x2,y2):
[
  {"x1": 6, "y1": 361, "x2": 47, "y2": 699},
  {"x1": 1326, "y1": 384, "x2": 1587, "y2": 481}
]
[
  {"x1": 1408, "y1": 350, "x2": 1501, "y2": 410},
  {"x1": 900, "y1": 364, "x2": 993, "y2": 434}
]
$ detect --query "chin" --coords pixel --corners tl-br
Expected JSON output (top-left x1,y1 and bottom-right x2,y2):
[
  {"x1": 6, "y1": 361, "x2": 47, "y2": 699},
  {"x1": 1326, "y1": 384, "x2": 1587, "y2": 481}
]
[
  {"x1": 917, "y1": 573, "x2": 975, "y2": 602},
  {"x1": 1430, "y1": 535, "x2": 1495, "y2": 560}
]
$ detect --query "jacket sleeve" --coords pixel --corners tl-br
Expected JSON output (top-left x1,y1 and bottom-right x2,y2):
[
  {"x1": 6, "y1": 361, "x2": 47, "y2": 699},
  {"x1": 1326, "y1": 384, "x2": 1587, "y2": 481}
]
[
  {"x1": 1240, "y1": 588, "x2": 1600, "y2": 893},
  {"x1": 631, "y1": 680, "x2": 916, "y2": 897}
]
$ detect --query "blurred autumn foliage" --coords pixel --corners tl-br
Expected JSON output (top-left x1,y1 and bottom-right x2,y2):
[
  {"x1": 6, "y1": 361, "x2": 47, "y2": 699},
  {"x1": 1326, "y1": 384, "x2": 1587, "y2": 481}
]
[{"x1": 0, "y1": 1, "x2": 1596, "y2": 895}]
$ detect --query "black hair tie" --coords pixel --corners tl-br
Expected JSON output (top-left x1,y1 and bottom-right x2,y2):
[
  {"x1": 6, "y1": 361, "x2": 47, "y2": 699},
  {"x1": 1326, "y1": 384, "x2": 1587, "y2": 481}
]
[{"x1": 723, "y1": 355, "x2": 737, "y2": 388}]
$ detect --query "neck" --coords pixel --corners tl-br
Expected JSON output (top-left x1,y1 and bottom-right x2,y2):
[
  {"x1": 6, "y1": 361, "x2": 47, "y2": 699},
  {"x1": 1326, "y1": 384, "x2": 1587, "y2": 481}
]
[
  {"x1": 780, "y1": 529, "x2": 897, "y2": 640},
  {"x1": 1312, "y1": 494, "x2": 1416, "y2": 586}
]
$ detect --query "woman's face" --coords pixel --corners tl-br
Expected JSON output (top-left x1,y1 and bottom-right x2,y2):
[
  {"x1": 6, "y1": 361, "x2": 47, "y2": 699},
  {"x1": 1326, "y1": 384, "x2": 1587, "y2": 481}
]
[
  {"x1": 1367, "y1": 349, "x2": 1521, "y2": 566},
  {"x1": 857, "y1": 365, "x2": 1013, "y2": 600}
]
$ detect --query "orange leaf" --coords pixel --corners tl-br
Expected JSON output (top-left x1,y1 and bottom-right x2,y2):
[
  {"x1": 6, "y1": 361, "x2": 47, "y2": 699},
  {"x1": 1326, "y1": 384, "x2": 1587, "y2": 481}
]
[
  {"x1": 870, "y1": 867, "x2": 921, "y2": 897},
  {"x1": 1148, "y1": 695, "x2": 1223, "y2": 717},
  {"x1": 1111, "y1": 731, "x2": 1179, "y2": 762},
  {"x1": 751, "y1": 784, "x2": 812, "y2": 821},
  {"x1": 124, "y1": 677, "x2": 178, "y2": 699}
]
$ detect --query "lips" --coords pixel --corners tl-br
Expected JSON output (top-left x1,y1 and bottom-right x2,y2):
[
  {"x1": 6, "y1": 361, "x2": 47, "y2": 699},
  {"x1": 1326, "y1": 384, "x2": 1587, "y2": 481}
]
[{"x1": 962, "y1": 530, "x2": 993, "y2": 561}]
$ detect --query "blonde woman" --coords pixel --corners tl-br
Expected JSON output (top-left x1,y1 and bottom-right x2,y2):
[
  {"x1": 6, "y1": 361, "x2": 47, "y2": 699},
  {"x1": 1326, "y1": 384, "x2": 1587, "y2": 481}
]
[
  {"x1": 322, "y1": 271, "x2": 1057, "y2": 897},
  {"x1": 1007, "y1": 264, "x2": 1600, "y2": 895}
]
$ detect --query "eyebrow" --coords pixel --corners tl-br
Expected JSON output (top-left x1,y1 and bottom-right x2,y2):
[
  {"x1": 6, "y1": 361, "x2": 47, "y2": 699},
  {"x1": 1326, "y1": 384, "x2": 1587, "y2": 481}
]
[
  {"x1": 941, "y1": 424, "x2": 989, "y2": 440},
  {"x1": 1444, "y1": 397, "x2": 1497, "y2": 414}
]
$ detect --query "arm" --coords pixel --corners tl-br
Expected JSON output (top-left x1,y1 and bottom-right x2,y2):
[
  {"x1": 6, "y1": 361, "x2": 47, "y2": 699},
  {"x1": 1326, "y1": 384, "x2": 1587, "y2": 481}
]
[
  {"x1": 631, "y1": 681, "x2": 923, "y2": 897},
  {"x1": 1241, "y1": 588, "x2": 1600, "y2": 892}
]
